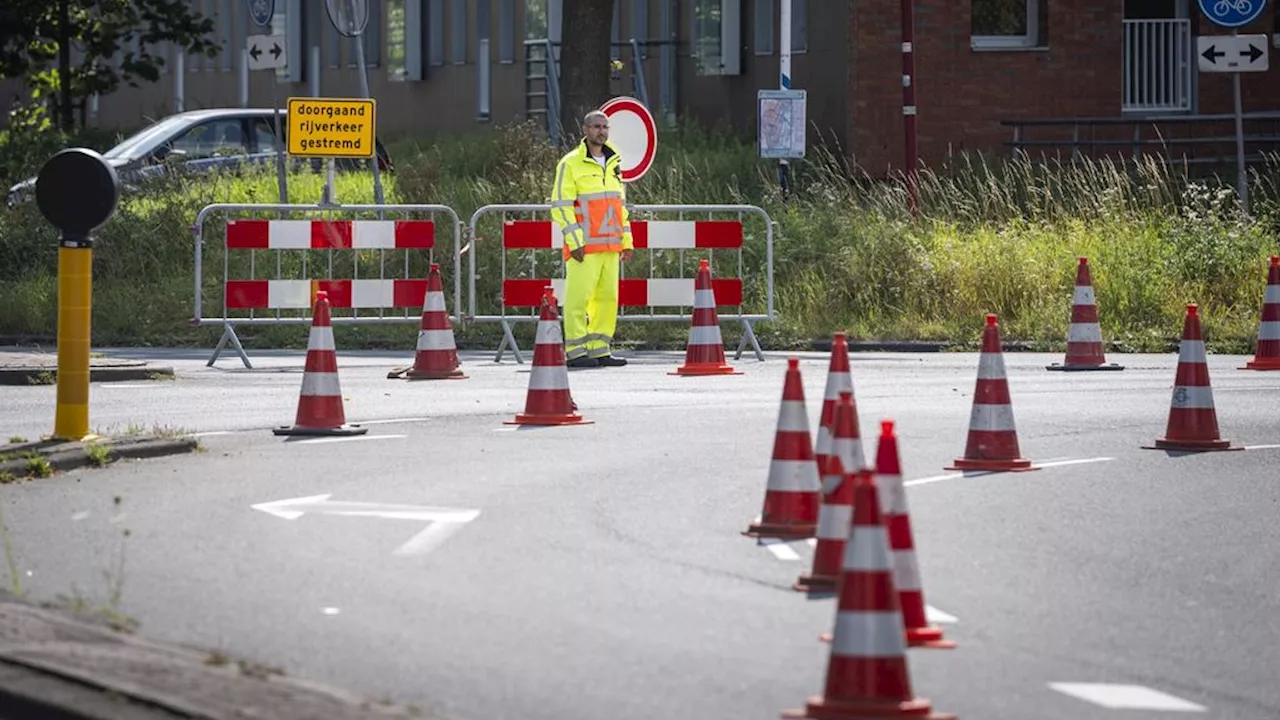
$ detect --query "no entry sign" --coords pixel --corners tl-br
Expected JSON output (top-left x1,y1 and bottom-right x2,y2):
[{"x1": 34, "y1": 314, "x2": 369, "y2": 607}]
[{"x1": 600, "y1": 96, "x2": 656, "y2": 183}]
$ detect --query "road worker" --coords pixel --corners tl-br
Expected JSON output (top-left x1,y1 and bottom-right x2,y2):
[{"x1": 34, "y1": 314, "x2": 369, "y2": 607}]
[{"x1": 549, "y1": 109, "x2": 632, "y2": 368}]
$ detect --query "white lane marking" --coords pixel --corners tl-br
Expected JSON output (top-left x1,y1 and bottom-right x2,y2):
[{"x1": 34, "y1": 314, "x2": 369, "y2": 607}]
[
  {"x1": 70, "y1": 511, "x2": 90, "y2": 522},
  {"x1": 759, "y1": 538, "x2": 802, "y2": 561},
  {"x1": 192, "y1": 430, "x2": 233, "y2": 438},
  {"x1": 904, "y1": 457, "x2": 1114, "y2": 488},
  {"x1": 290, "y1": 434, "x2": 406, "y2": 445},
  {"x1": 99, "y1": 384, "x2": 156, "y2": 389},
  {"x1": 1048, "y1": 683, "x2": 1206, "y2": 711},
  {"x1": 925, "y1": 605, "x2": 958, "y2": 624},
  {"x1": 1244, "y1": 444, "x2": 1280, "y2": 451},
  {"x1": 321, "y1": 607, "x2": 341, "y2": 615},
  {"x1": 355, "y1": 417, "x2": 434, "y2": 426}
]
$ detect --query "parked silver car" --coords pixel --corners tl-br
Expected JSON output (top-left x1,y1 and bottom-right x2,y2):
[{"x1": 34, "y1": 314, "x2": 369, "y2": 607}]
[{"x1": 6, "y1": 107, "x2": 393, "y2": 208}]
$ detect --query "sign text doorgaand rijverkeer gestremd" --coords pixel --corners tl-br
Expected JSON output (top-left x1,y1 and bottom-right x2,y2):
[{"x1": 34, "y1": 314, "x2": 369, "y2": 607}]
[{"x1": 286, "y1": 98, "x2": 377, "y2": 158}]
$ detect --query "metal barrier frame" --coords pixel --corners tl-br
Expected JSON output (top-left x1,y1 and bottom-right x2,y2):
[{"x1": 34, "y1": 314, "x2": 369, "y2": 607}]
[
  {"x1": 192, "y1": 202, "x2": 463, "y2": 369},
  {"x1": 466, "y1": 203, "x2": 775, "y2": 364}
]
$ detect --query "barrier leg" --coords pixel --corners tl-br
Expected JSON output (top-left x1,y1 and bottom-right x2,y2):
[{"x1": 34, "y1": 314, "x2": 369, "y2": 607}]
[
  {"x1": 207, "y1": 323, "x2": 253, "y2": 369},
  {"x1": 495, "y1": 319, "x2": 526, "y2": 365},
  {"x1": 735, "y1": 318, "x2": 765, "y2": 362}
]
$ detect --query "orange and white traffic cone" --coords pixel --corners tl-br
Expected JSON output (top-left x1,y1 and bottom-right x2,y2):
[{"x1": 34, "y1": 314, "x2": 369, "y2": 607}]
[
  {"x1": 1047, "y1": 257, "x2": 1123, "y2": 371},
  {"x1": 814, "y1": 333, "x2": 854, "y2": 483},
  {"x1": 1241, "y1": 256, "x2": 1280, "y2": 371},
  {"x1": 945, "y1": 313, "x2": 1035, "y2": 472},
  {"x1": 794, "y1": 391, "x2": 866, "y2": 594},
  {"x1": 671, "y1": 259, "x2": 741, "y2": 376},
  {"x1": 875, "y1": 419, "x2": 955, "y2": 650},
  {"x1": 405, "y1": 263, "x2": 466, "y2": 380},
  {"x1": 783, "y1": 471, "x2": 955, "y2": 720},
  {"x1": 506, "y1": 288, "x2": 592, "y2": 427},
  {"x1": 273, "y1": 291, "x2": 367, "y2": 437},
  {"x1": 744, "y1": 357, "x2": 822, "y2": 539},
  {"x1": 1144, "y1": 304, "x2": 1237, "y2": 452}
]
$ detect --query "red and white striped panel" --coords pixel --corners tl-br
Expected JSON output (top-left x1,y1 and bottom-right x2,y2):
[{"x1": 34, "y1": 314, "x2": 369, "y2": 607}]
[
  {"x1": 502, "y1": 278, "x2": 743, "y2": 308},
  {"x1": 225, "y1": 279, "x2": 428, "y2": 310},
  {"x1": 502, "y1": 220, "x2": 741, "y2": 249},
  {"x1": 226, "y1": 219, "x2": 435, "y2": 250}
]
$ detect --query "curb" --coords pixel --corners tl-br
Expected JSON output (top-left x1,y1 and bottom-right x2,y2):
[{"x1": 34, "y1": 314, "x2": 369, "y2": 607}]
[
  {"x1": 0, "y1": 366, "x2": 175, "y2": 387},
  {"x1": 0, "y1": 436, "x2": 198, "y2": 478},
  {"x1": 0, "y1": 591, "x2": 423, "y2": 720}
]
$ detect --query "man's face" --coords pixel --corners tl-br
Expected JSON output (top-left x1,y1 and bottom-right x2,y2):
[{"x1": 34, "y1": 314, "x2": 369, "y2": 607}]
[{"x1": 583, "y1": 117, "x2": 609, "y2": 146}]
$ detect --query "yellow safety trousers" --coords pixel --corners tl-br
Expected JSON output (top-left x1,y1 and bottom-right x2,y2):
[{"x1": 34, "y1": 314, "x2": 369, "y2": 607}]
[{"x1": 563, "y1": 251, "x2": 619, "y2": 360}]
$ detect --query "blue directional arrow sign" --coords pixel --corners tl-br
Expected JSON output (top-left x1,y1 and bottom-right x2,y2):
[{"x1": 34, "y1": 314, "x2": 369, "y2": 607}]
[{"x1": 1197, "y1": 0, "x2": 1267, "y2": 28}]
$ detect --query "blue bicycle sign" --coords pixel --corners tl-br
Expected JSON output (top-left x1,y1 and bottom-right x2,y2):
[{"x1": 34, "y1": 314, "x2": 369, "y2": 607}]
[{"x1": 1197, "y1": 0, "x2": 1266, "y2": 28}]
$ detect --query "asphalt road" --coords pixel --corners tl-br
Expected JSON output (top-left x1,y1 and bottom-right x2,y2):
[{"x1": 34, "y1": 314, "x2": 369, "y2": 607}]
[{"x1": 1, "y1": 345, "x2": 1278, "y2": 719}]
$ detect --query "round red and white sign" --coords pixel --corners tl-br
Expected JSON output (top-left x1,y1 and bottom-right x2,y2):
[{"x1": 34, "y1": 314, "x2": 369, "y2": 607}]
[{"x1": 600, "y1": 96, "x2": 657, "y2": 183}]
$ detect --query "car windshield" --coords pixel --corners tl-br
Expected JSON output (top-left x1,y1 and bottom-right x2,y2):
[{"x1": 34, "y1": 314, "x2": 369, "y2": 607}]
[{"x1": 102, "y1": 115, "x2": 199, "y2": 160}]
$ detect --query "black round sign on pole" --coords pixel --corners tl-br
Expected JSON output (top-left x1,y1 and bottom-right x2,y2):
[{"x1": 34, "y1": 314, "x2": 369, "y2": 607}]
[
  {"x1": 35, "y1": 148, "x2": 120, "y2": 247},
  {"x1": 325, "y1": 0, "x2": 368, "y2": 37}
]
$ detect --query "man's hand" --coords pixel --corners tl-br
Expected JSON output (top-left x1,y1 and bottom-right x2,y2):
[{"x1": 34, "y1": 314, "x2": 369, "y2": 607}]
[
  {"x1": 620, "y1": 249, "x2": 633, "y2": 262},
  {"x1": 570, "y1": 247, "x2": 586, "y2": 262}
]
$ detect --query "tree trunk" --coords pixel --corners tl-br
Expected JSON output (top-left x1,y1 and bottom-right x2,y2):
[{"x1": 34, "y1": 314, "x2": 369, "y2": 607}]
[
  {"x1": 57, "y1": 0, "x2": 73, "y2": 131},
  {"x1": 557, "y1": 0, "x2": 613, "y2": 146}
]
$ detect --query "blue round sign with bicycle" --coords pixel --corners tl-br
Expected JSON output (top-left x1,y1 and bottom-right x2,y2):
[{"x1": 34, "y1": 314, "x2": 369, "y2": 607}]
[{"x1": 1197, "y1": 0, "x2": 1267, "y2": 28}]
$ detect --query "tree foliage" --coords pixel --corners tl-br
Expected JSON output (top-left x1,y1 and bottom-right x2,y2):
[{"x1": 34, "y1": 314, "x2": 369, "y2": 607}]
[{"x1": 0, "y1": 0, "x2": 218, "y2": 130}]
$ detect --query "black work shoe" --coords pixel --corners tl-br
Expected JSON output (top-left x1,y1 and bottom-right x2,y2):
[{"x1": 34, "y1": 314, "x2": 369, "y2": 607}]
[
  {"x1": 595, "y1": 355, "x2": 628, "y2": 367},
  {"x1": 567, "y1": 357, "x2": 599, "y2": 369}
]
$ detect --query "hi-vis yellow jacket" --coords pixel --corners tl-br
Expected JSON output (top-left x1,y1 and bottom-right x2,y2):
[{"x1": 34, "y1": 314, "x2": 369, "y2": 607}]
[{"x1": 549, "y1": 139, "x2": 633, "y2": 261}]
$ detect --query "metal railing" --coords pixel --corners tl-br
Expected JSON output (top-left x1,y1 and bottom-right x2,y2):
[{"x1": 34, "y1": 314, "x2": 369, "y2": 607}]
[{"x1": 1123, "y1": 19, "x2": 1192, "y2": 113}]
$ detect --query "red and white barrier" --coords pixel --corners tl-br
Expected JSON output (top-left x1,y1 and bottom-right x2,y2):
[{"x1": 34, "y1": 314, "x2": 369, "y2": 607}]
[{"x1": 226, "y1": 219, "x2": 435, "y2": 249}]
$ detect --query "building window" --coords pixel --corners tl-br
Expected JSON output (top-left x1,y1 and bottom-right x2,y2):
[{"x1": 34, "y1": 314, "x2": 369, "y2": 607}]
[
  {"x1": 971, "y1": 0, "x2": 1047, "y2": 49},
  {"x1": 365, "y1": 2, "x2": 382, "y2": 66},
  {"x1": 791, "y1": 0, "x2": 807, "y2": 53},
  {"x1": 451, "y1": 0, "x2": 467, "y2": 63},
  {"x1": 429, "y1": 0, "x2": 445, "y2": 66},
  {"x1": 387, "y1": 0, "x2": 424, "y2": 80},
  {"x1": 754, "y1": 0, "x2": 773, "y2": 55},
  {"x1": 499, "y1": 0, "x2": 515, "y2": 62},
  {"x1": 691, "y1": 0, "x2": 741, "y2": 75}
]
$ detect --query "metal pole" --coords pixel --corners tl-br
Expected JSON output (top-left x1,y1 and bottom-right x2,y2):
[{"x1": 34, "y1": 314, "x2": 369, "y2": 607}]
[
  {"x1": 1232, "y1": 30, "x2": 1248, "y2": 212},
  {"x1": 779, "y1": 0, "x2": 791, "y2": 202},
  {"x1": 174, "y1": 52, "x2": 185, "y2": 113},
  {"x1": 239, "y1": 47, "x2": 249, "y2": 107},
  {"x1": 271, "y1": 80, "x2": 288, "y2": 204},
  {"x1": 353, "y1": 22, "x2": 385, "y2": 206},
  {"x1": 902, "y1": 0, "x2": 919, "y2": 215},
  {"x1": 53, "y1": 240, "x2": 93, "y2": 440}
]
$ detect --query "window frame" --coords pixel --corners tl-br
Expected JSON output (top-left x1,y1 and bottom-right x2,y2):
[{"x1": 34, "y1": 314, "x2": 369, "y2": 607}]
[{"x1": 970, "y1": 0, "x2": 1045, "y2": 51}]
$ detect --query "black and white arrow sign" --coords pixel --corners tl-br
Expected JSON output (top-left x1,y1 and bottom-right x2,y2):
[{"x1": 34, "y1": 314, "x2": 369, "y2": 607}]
[
  {"x1": 1197, "y1": 34, "x2": 1269, "y2": 73},
  {"x1": 247, "y1": 33, "x2": 288, "y2": 71}
]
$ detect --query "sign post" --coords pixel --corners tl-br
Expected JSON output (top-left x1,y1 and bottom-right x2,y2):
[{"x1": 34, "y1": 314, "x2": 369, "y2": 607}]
[
  {"x1": 246, "y1": 30, "x2": 289, "y2": 205},
  {"x1": 35, "y1": 149, "x2": 120, "y2": 441},
  {"x1": 1195, "y1": 0, "x2": 1268, "y2": 211},
  {"x1": 758, "y1": 0, "x2": 805, "y2": 202},
  {"x1": 325, "y1": 0, "x2": 384, "y2": 207}
]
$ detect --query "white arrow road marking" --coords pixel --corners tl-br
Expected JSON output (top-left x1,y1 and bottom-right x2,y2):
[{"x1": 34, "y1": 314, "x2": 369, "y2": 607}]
[
  {"x1": 757, "y1": 537, "x2": 802, "y2": 561},
  {"x1": 925, "y1": 605, "x2": 958, "y2": 624},
  {"x1": 1048, "y1": 683, "x2": 1206, "y2": 712},
  {"x1": 250, "y1": 494, "x2": 480, "y2": 555},
  {"x1": 904, "y1": 456, "x2": 1114, "y2": 488}
]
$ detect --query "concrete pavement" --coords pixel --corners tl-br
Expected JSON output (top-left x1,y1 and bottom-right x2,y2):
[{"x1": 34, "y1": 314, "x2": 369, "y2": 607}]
[{"x1": 1, "y1": 346, "x2": 1278, "y2": 718}]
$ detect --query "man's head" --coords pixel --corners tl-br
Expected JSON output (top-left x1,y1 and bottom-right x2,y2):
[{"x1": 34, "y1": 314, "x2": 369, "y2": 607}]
[{"x1": 581, "y1": 110, "x2": 609, "y2": 149}]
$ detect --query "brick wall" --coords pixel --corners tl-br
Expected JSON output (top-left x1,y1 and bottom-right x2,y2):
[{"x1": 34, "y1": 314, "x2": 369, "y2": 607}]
[{"x1": 849, "y1": 0, "x2": 1124, "y2": 174}]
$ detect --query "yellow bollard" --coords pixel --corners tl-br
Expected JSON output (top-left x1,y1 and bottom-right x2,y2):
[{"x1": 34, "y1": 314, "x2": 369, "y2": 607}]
[
  {"x1": 53, "y1": 245, "x2": 94, "y2": 440},
  {"x1": 35, "y1": 148, "x2": 119, "y2": 442}
]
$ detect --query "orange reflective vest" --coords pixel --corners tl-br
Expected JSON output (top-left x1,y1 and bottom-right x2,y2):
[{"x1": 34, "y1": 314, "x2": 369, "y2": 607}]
[{"x1": 549, "y1": 140, "x2": 633, "y2": 260}]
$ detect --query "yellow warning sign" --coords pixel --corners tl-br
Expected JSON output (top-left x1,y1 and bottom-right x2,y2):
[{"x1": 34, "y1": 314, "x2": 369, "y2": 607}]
[{"x1": 286, "y1": 97, "x2": 376, "y2": 158}]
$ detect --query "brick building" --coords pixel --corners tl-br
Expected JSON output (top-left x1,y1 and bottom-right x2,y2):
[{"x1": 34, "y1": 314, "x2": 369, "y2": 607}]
[{"x1": 4, "y1": 1, "x2": 1279, "y2": 176}]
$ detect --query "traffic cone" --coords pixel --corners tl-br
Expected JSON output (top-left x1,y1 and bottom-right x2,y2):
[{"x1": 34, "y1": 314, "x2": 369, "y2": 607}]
[
  {"x1": 273, "y1": 291, "x2": 367, "y2": 437},
  {"x1": 1241, "y1": 256, "x2": 1280, "y2": 371},
  {"x1": 1047, "y1": 257, "x2": 1123, "y2": 371},
  {"x1": 1144, "y1": 304, "x2": 1237, "y2": 452},
  {"x1": 671, "y1": 259, "x2": 742, "y2": 376},
  {"x1": 814, "y1": 333, "x2": 854, "y2": 485},
  {"x1": 945, "y1": 313, "x2": 1035, "y2": 472},
  {"x1": 875, "y1": 419, "x2": 955, "y2": 650},
  {"x1": 783, "y1": 471, "x2": 955, "y2": 720},
  {"x1": 794, "y1": 391, "x2": 866, "y2": 594},
  {"x1": 404, "y1": 263, "x2": 466, "y2": 380},
  {"x1": 744, "y1": 357, "x2": 822, "y2": 539},
  {"x1": 505, "y1": 288, "x2": 592, "y2": 426}
]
